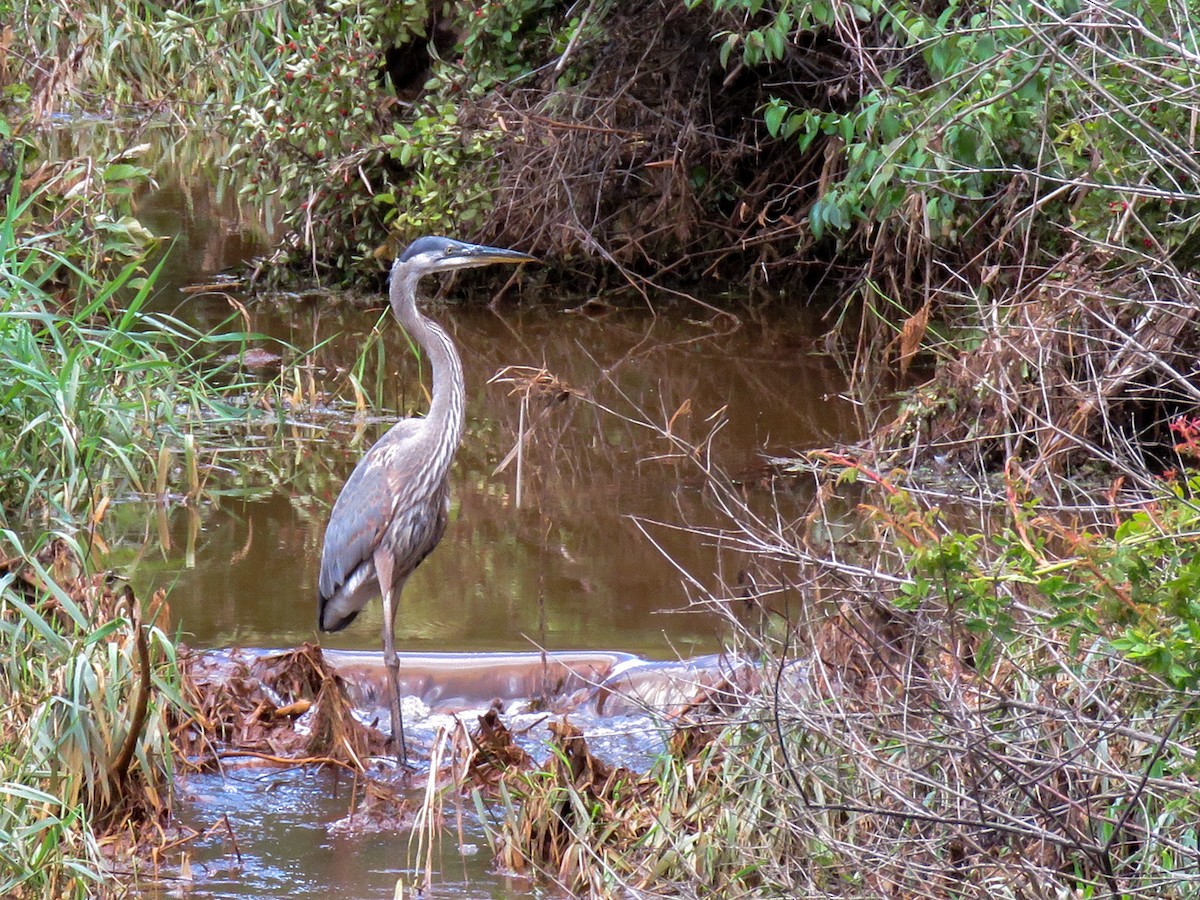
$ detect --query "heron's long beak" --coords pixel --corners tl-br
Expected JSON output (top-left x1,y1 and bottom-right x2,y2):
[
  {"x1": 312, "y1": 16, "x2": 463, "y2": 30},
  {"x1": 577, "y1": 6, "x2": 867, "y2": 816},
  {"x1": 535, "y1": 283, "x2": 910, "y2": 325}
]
[{"x1": 459, "y1": 243, "x2": 539, "y2": 267}]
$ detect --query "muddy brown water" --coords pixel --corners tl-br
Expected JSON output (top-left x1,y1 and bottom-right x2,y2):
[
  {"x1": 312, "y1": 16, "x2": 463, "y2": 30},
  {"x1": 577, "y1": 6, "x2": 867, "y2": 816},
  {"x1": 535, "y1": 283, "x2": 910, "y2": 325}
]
[
  {"x1": 84, "y1": 125, "x2": 860, "y2": 897},
  {"x1": 119, "y1": 297, "x2": 857, "y2": 659}
]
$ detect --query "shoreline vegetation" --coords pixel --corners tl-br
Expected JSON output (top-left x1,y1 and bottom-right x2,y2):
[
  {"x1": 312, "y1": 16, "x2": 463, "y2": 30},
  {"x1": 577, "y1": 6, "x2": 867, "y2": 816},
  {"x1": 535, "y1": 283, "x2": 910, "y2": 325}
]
[{"x1": 3, "y1": 0, "x2": 1200, "y2": 897}]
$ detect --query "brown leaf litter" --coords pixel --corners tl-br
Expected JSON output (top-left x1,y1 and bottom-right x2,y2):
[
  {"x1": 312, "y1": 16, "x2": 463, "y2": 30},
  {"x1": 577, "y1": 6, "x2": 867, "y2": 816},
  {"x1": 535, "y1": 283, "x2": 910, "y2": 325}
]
[{"x1": 177, "y1": 641, "x2": 388, "y2": 772}]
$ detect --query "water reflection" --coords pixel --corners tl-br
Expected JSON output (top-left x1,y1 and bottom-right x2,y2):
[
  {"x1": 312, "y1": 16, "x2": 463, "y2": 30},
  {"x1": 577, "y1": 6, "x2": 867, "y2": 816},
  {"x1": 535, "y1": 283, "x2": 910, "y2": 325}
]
[
  {"x1": 42, "y1": 122, "x2": 278, "y2": 287},
  {"x1": 117, "y1": 300, "x2": 856, "y2": 658},
  {"x1": 55, "y1": 121, "x2": 861, "y2": 659}
]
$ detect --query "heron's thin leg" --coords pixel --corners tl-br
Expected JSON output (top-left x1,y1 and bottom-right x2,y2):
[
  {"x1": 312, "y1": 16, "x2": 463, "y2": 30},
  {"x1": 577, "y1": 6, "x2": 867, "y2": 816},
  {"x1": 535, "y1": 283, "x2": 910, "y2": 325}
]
[
  {"x1": 374, "y1": 549, "x2": 407, "y2": 765},
  {"x1": 380, "y1": 583, "x2": 408, "y2": 764}
]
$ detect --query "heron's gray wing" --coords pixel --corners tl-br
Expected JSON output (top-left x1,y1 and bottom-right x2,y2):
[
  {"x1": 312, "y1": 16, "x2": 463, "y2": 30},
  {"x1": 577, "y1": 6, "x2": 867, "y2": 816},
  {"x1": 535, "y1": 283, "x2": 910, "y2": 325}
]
[{"x1": 318, "y1": 420, "x2": 429, "y2": 629}]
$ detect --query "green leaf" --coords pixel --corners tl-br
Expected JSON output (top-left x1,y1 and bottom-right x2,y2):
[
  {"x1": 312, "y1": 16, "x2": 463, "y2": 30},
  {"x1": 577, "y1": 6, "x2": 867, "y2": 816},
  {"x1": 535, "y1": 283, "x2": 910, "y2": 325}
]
[
  {"x1": 809, "y1": 197, "x2": 824, "y2": 240},
  {"x1": 719, "y1": 33, "x2": 738, "y2": 69},
  {"x1": 764, "y1": 100, "x2": 788, "y2": 137},
  {"x1": 765, "y1": 26, "x2": 786, "y2": 60},
  {"x1": 103, "y1": 163, "x2": 148, "y2": 182}
]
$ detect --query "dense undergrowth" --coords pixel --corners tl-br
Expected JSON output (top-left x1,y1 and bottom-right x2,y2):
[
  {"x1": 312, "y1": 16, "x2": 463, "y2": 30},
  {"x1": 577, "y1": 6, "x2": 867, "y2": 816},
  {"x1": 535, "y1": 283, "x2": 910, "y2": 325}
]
[{"x1": 472, "y1": 438, "x2": 1200, "y2": 898}]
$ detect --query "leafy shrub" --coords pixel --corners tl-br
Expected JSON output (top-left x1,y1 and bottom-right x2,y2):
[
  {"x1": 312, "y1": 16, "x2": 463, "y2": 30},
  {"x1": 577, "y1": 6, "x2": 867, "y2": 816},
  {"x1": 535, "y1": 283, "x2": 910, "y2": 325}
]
[
  {"x1": 227, "y1": 0, "x2": 575, "y2": 278},
  {"x1": 699, "y1": 0, "x2": 1199, "y2": 267}
]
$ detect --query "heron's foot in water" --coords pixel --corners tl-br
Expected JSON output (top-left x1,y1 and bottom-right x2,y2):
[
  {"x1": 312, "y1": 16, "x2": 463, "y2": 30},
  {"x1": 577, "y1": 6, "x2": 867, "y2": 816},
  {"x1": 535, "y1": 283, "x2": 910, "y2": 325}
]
[{"x1": 389, "y1": 736, "x2": 416, "y2": 769}]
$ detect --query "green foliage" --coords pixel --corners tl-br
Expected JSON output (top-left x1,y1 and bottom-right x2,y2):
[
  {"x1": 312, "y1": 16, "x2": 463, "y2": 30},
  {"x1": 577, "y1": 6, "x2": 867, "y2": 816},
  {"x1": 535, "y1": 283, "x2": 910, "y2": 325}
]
[
  {"x1": 4, "y1": 0, "x2": 284, "y2": 109},
  {"x1": 0, "y1": 173, "x2": 271, "y2": 532},
  {"x1": 705, "y1": 0, "x2": 1200, "y2": 257},
  {"x1": 227, "y1": 0, "x2": 577, "y2": 276},
  {"x1": 881, "y1": 472, "x2": 1200, "y2": 693},
  {"x1": 12, "y1": 0, "x2": 1196, "y2": 287},
  {"x1": 372, "y1": 0, "x2": 608, "y2": 249},
  {"x1": 3, "y1": 0, "x2": 439, "y2": 277},
  {"x1": 228, "y1": 0, "x2": 434, "y2": 275},
  {"x1": 378, "y1": 100, "x2": 501, "y2": 239},
  {"x1": 5, "y1": 0, "x2": 583, "y2": 279},
  {"x1": 1103, "y1": 479, "x2": 1200, "y2": 689},
  {"x1": 0, "y1": 164, "x2": 281, "y2": 894},
  {"x1": 459, "y1": 0, "x2": 600, "y2": 86},
  {"x1": 7, "y1": 143, "x2": 162, "y2": 269}
]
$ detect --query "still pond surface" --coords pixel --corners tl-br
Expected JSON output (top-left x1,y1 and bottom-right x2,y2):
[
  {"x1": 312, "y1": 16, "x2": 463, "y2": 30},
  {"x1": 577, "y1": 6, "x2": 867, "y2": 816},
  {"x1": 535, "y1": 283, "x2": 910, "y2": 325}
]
[{"x1": 123, "y1": 300, "x2": 858, "y2": 659}]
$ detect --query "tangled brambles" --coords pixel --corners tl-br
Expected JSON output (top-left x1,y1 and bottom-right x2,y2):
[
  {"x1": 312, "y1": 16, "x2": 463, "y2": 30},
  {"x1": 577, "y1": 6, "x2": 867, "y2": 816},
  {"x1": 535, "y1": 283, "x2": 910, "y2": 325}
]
[{"x1": 879, "y1": 259, "x2": 1200, "y2": 479}]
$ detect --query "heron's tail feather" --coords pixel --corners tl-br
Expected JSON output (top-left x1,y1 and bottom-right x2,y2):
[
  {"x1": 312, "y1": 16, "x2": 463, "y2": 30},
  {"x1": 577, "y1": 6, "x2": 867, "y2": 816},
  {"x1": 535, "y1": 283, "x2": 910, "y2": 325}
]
[{"x1": 318, "y1": 590, "x2": 363, "y2": 632}]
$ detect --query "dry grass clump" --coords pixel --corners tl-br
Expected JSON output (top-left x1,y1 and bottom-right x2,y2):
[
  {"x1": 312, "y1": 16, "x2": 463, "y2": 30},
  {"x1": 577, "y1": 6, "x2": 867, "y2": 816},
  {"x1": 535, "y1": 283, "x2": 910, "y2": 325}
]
[
  {"x1": 465, "y1": 708, "x2": 532, "y2": 790},
  {"x1": 877, "y1": 256, "x2": 1200, "y2": 480},
  {"x1": 490, "y1": 719, "x2": 666, "y2": 895}
]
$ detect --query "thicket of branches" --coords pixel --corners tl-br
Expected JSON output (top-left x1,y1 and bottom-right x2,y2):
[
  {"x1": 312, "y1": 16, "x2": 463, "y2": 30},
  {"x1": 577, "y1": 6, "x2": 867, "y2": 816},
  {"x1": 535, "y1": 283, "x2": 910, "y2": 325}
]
[{"x1": 474, "y1": 392, "x2": 1200, "y2": 898}]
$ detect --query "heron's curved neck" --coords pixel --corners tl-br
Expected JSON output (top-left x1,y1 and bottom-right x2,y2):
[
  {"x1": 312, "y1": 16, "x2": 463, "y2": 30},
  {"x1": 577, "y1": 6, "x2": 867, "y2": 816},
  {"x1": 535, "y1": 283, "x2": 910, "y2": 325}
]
[{"x1": 391, "y1": 264, "x2": 465, "y2": 461}]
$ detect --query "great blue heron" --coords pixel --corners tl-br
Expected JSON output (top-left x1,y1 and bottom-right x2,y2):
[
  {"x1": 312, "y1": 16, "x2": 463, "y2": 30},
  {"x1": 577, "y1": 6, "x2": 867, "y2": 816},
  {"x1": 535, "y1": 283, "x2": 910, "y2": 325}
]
[{"x1": 317, "y1": 236, "x2": 537, "y2": 763}]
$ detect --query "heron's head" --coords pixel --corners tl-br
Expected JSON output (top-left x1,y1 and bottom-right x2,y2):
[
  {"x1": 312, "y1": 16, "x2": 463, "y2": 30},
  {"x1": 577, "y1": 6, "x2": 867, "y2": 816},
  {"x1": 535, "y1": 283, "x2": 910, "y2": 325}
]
[{"x1": 396, "y1": 236, "x2": 537, "y2": 277}]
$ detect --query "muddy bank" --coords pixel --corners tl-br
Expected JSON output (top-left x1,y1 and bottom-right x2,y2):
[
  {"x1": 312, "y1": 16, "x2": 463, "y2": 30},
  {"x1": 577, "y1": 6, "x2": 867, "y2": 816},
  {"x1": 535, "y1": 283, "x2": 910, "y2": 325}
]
[{"x1": 874, "y1": 261, "x2": 1200, "y2": 484}]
